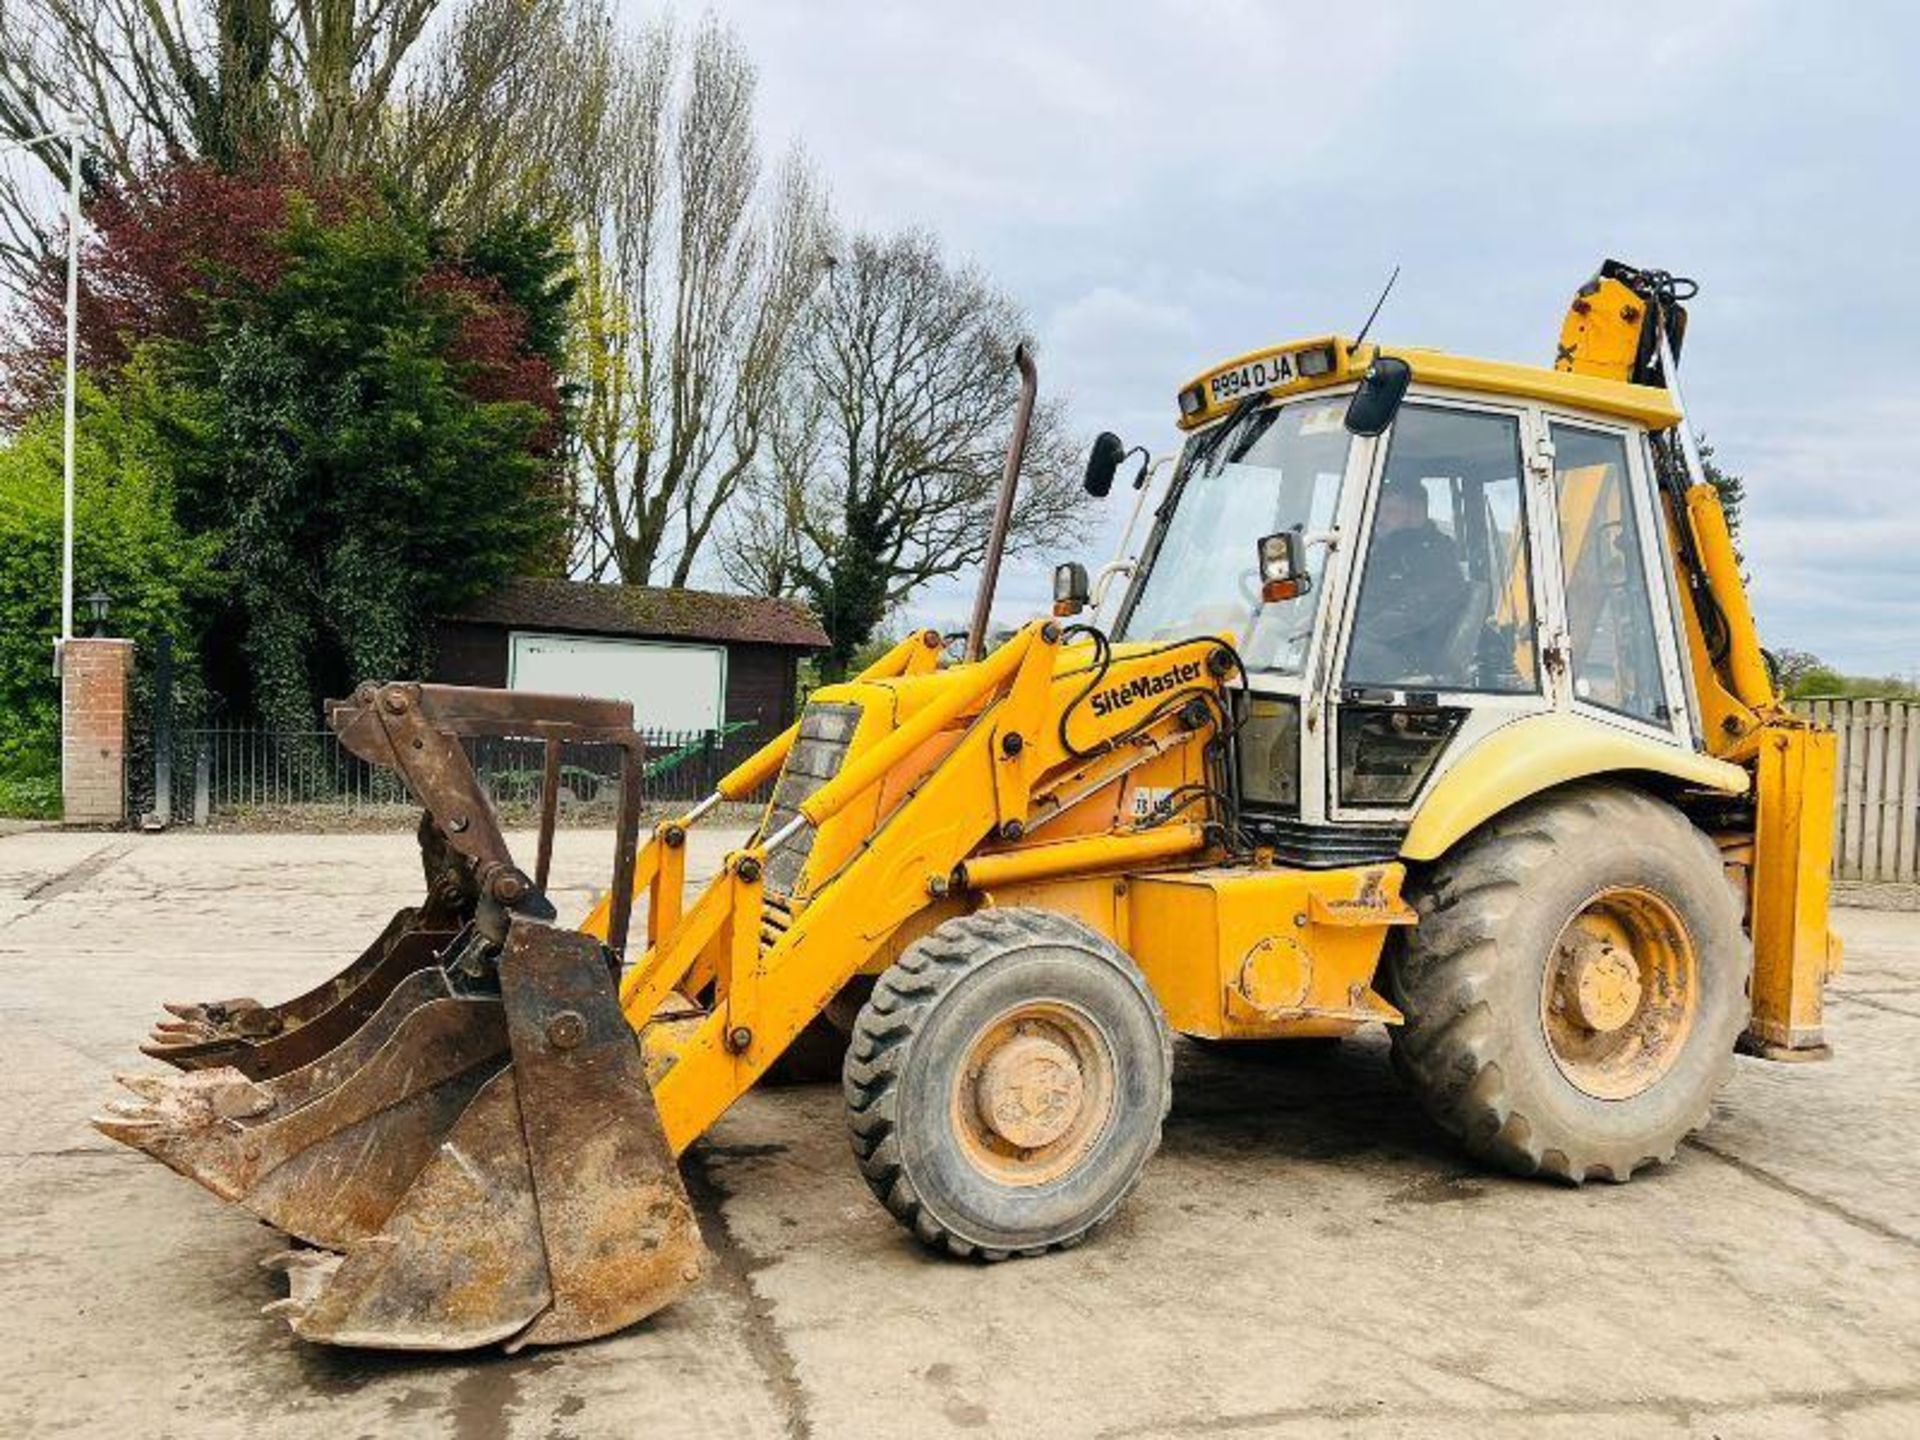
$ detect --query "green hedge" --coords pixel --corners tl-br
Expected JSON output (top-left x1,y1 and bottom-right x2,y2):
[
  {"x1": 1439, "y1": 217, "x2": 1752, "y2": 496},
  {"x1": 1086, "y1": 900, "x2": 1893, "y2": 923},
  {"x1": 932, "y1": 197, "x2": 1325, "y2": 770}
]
[{"x1": 0, "y1": 376, "x2": 220, "y2": 817}]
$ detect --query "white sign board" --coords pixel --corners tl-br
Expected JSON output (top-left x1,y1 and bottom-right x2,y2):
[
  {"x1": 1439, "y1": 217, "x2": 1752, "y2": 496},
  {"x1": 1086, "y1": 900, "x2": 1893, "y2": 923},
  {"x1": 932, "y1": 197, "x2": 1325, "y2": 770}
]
[{"x1": 507, "y1": 632, "x2": 726, "y2": 733}]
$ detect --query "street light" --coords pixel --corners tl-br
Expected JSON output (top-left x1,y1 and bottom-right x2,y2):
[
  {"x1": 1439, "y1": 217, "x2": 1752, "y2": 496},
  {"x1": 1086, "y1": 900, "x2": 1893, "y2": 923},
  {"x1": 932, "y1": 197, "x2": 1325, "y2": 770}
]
[
  {"x1": 2, "y1": 110, "x2": 85, "y2": 671},
  {"x1": 84, "y1": 588, "x2": 111, "y2": 637}
]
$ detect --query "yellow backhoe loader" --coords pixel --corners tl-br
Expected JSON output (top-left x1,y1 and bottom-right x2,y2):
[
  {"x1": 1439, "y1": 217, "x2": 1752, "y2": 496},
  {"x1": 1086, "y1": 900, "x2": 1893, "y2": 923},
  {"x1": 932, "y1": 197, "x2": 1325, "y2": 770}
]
[{"x1": 98, "y1": 260, "x2": 1838, "y2": 1351}]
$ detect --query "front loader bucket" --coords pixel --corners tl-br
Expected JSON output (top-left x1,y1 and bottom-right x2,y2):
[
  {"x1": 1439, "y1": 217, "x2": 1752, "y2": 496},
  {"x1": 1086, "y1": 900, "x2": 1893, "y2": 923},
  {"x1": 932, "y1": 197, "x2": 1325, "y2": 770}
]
[
  {"x1": 141, "y1": 910, "x2": 459, "y2": 1079},
  {"x1": 98, "y1": 963, "x2": 510, "y2": 1247},
  {"x1": 101, "y1": 683, "x2": 703, "y2": 1350},
  {"x1": 266, "y1": 919, "x2": 705, "y2": 1350},
  {"x1": 99, "y1": 918, "x2": 706, "y2": 1351}
]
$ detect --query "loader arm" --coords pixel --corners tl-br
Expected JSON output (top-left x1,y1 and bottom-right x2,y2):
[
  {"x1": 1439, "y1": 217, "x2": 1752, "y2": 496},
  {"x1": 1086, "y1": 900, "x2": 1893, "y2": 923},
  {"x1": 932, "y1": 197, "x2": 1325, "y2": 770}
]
[{"x1": 604, "y1": 620, "x2": 1238, "y2": 1153}]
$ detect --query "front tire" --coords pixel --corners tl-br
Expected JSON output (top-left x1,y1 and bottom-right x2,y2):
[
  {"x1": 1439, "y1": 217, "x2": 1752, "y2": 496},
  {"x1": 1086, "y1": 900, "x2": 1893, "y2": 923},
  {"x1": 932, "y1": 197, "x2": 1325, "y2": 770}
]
[
  {"x1": 844, "y1": 909, "x2": 1172, "y2": 1259},
  {"x1": 1390, "y1": 784, "x2": 1750, "y2": 1183}
]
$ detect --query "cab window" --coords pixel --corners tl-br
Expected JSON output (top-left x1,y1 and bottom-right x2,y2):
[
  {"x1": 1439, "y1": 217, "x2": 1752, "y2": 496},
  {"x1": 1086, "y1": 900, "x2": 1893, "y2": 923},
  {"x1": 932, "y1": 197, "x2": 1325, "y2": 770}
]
[
  {"x1": 1551, "y1": 423, "x2": 1669, "y2": 724},
  {"x1": 1344, "y1": 407, "x2": 1537, "y2": 694},
  {"x1": 1120, "y1": 398, "x2": 1351, "y2": 676}
]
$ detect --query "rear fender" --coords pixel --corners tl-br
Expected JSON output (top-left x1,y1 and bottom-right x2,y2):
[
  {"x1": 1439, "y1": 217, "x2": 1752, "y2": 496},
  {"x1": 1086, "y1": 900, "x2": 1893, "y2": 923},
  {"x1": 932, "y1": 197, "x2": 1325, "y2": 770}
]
[{"x1": 1401, "y1": 712, "x2": 1747, "y2": 863}]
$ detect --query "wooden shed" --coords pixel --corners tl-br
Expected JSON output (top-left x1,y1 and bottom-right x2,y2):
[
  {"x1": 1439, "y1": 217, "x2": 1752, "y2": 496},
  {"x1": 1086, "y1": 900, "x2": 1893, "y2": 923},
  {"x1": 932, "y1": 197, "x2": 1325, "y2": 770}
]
[{"x1": 432, "y1": 579, "x2": 826, "y2": 740}]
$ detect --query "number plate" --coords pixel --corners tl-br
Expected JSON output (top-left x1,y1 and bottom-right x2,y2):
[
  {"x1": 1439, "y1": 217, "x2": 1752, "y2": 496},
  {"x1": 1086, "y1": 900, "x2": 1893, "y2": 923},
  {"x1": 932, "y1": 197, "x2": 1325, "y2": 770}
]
[{"x1": 1207, "y1": 351, "x2": 1301, "y2": 407}]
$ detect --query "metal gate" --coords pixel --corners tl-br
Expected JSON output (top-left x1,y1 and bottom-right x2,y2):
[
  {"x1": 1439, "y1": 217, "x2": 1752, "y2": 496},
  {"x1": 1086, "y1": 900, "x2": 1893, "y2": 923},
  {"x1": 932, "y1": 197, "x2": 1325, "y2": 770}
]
[{"x1": 161, "y1": 725, "x2": 764, "y2": 823}]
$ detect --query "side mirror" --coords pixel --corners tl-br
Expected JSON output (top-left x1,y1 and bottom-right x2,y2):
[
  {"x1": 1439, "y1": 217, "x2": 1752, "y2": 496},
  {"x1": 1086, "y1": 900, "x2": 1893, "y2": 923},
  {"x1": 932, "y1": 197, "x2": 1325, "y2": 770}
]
[
  {"x1": 1053, "y1": 561, "x2": 1091, "y2": 617},
  {"x1": 1344, "y1": 355, "x2": 1413, "y2": 437},
  {"x1": 1257, "y1": 532, "x2": 1310, "y2": 603},
  {"x1": 1084, "y1": 432, "x2": 1127, "y2": 498}
]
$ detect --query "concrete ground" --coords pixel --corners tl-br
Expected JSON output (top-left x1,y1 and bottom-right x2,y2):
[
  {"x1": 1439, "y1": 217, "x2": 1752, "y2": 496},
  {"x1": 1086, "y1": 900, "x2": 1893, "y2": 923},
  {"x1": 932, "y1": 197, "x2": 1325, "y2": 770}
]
[{"x1": 2, "y1": 828, "x2": 1917, "y2": 1440}]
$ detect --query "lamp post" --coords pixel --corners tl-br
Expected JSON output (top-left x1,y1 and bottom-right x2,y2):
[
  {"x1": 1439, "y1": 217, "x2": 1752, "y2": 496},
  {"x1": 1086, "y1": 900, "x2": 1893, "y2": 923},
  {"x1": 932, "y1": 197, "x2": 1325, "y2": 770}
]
[
  {"x1": 84, "y1": 588, "x2": 111, "y2": 637},
  {"x1": 60, "y1": 114, "x2": 82, "y2": 663},
  {"x1": 4, "y1": 112, "x2": 84, "y2": 671}
]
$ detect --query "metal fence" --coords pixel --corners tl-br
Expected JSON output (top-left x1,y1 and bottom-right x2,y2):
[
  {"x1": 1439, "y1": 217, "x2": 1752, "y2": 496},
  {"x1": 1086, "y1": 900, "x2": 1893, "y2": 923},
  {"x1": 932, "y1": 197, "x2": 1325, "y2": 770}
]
[
  {"x1": 1792, "y1": 698, "x2": 1920, "y2": 884},
  {"x1": 166, "y1": 723, "x2": 769, "y2": 824},
  {"x1": 149, "y1": 697, "x2": 1920, "y2": 879}
]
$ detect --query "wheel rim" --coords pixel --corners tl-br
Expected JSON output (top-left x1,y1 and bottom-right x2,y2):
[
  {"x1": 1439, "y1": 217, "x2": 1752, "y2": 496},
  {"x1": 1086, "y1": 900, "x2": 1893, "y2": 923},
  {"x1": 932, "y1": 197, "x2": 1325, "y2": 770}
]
[
  {"x1": 951, "y1": 999, "x2": 1117, "y2": 1186},
  {"x1": 1540, "y1": 886, "x2": 1700, "y2": 1101}
]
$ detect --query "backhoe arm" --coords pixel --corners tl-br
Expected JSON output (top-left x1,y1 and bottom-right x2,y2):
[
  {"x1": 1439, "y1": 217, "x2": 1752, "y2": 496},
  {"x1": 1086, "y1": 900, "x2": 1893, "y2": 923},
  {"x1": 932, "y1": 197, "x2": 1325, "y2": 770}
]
[{"x1": 1557, "y1": 259, "x2": 1840, "y2": 1056}]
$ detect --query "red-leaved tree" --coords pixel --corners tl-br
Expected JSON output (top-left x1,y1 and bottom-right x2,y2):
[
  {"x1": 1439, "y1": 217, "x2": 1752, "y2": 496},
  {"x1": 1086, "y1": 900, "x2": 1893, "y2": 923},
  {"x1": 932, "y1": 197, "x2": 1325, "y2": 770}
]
[
  {"x1": 1, "y1": 156, "x2": 560, "y2": 438},
  {"x1": 421, "y1": 268, "x2": 563, "y2": 454}
]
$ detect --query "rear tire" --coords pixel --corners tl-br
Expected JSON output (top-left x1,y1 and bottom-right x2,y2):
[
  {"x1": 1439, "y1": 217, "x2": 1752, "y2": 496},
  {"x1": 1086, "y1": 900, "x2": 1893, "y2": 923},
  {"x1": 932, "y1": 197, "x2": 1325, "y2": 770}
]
[
  {"x1": 1390, "y1": 784, "x2": 1749, "y2": 1183},
  {"x1": 845, "y1": 909, "x2": 1172, "y2": 1259}
]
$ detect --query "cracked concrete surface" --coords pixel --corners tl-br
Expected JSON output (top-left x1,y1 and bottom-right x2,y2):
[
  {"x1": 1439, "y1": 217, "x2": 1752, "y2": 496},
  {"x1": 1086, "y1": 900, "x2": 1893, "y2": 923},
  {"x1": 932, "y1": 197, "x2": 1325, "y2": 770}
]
[{"x1": 1, "y1": 828, "x2": 1916, "y2": 1438}]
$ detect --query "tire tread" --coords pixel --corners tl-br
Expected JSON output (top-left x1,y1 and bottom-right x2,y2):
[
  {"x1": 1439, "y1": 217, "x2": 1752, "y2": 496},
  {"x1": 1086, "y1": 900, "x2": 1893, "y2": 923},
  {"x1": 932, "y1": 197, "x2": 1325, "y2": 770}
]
[
  {"x1": 1390, "y1": 784, "x2": 1750, "y2": 1184},
  {"x1": 845, "y1": 908, "x2": 1172, "y2": 1259}
]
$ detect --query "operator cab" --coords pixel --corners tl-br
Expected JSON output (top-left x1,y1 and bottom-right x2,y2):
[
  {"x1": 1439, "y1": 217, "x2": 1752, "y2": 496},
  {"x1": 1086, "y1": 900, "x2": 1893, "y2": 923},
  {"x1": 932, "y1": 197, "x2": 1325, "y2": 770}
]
[{"x1": 1090, "y1": 336, "x2": 1696, "y2": 865}]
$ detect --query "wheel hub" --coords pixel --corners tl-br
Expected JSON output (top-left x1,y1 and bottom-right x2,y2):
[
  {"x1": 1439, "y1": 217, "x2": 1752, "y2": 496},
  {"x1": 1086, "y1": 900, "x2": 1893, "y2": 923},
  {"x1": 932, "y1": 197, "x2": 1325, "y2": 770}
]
[
  {"x1": 974, "y1": 1034, "x2": 1085, "y2": 1149},
  {"x1": 1539, "y1": 887, "x2": 1701, "y2": 1101},
  {"x1": 1559, "y1": 935, "x2": 1644, "y2": 1034},
  {"x1": 951, "y1": 1000, "x2": 1117, "y2": 1187}
]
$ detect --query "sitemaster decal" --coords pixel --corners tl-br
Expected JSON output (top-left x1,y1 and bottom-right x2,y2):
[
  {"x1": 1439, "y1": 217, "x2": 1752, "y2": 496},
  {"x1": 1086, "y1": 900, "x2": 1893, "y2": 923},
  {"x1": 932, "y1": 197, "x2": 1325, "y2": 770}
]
[{"x1": 1090, "y1": 661, "x2": 1205, "y2": 718}]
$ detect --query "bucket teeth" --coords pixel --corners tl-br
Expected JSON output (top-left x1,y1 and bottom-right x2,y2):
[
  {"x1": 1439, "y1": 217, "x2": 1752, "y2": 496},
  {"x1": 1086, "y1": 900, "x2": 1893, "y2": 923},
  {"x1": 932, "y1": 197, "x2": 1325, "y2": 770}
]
[
  {"x1": 113, "y1": 1072, "x2": 173, "y2": 1102},
  {"x1": 151, "y1": 1002, "x2": 281, "y2": 1043},
  {"x1": 162, "y1": 997, "x2": 261, "y2": 1023},
  {"x1": 261, "y1": 1248, "x2": 347, "y2": 1323},
  {"x1": 138, "y1": 915, "x2": 456, "y2": 1078},
  {"x1": 91, "y1": 1068, "x2": 279, "y2": 1201},
  {"x1": 107, "y1": 1067, "x2": 276, "y2": 1121}
]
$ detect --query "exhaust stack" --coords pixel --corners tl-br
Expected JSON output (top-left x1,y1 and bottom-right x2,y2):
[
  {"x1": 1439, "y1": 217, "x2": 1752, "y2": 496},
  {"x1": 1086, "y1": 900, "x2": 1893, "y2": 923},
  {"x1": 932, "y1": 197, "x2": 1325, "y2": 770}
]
[{"x1": 964, "y1": 343, "x2": 1038, "y2": 662}]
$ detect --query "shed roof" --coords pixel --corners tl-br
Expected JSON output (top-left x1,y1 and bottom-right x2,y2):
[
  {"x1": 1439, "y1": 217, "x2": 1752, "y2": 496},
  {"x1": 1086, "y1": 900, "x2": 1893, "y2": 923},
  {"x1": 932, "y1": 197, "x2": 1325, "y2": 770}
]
[{"x1": 450, "y1": 578, "x2": 828, "y2": 649}]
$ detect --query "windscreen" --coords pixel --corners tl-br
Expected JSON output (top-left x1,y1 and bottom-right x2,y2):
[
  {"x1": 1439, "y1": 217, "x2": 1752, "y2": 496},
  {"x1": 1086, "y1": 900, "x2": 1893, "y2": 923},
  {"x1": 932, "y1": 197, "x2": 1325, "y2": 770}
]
[{"x1": 1119, "y1": 397, "x2": 1352, "y2": 675}]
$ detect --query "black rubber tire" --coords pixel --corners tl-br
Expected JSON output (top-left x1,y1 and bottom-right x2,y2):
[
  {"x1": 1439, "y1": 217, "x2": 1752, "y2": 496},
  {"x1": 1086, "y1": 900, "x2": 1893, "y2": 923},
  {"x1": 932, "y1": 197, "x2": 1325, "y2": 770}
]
[
  {"x1": 844, "y1": 908, "x2": 1173, "y2": 1260},
  {"x1": 1390, "y1": 783, "x2": 1750, "y2": 1184}
]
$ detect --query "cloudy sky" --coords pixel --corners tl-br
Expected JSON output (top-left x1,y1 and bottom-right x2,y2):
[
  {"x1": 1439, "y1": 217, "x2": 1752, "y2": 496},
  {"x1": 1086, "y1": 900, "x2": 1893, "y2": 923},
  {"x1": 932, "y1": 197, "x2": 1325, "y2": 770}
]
[{"x1": 702, "y1": 0, "x2": 1916, "y2": 674}]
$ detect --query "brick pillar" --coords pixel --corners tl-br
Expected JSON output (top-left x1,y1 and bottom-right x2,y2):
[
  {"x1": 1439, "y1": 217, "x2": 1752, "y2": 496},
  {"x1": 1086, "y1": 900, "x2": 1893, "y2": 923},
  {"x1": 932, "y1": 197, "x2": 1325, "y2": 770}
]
[{"x1": 61, "y1": 638, "x2": 136, "y2": 826}]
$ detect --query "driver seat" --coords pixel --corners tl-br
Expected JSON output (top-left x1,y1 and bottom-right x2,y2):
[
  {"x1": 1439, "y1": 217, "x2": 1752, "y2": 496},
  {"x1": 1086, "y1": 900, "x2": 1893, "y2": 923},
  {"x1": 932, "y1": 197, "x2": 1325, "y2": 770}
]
[{"x1": 1434, "y1": 580, "x2": 1491, "y2": 685}]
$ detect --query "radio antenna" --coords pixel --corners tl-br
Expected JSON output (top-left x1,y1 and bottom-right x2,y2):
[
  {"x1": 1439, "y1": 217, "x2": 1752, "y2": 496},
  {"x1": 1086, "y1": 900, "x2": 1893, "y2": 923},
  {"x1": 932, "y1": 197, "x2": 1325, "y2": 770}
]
[{"x1": 1351, "y1": 264, "x2": 1400, "y2": 350}]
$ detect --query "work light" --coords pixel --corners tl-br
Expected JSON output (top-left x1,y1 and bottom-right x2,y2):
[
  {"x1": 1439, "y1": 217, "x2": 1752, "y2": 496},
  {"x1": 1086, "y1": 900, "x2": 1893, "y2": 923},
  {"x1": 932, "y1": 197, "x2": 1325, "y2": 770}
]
[
  {"x1": 1257, "y1": 533, "x2": 1308, "y2": 603},
  {"x1": 1053, "y1": 562, "x2": 1090, "y2": 617},
  {"x1": 1297, "y1": 344, "x2": 1337, "y2": 378}
]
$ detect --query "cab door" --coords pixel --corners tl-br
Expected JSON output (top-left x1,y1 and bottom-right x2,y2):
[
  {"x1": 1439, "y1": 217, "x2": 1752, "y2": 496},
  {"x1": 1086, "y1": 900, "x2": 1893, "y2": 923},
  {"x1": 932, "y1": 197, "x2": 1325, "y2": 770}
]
[
  {"x1": 1323, "y1": 397, "x2": 1558, "y2": 828},
  {"x1": 1533, "y1": 414, "x2": 1695, "y2": 745}
]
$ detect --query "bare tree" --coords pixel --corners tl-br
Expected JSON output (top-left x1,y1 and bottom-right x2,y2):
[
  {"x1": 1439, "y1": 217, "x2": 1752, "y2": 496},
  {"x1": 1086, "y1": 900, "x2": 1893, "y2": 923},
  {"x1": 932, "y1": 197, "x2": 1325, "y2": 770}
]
[
  {"x1": 567, "y1": 16, "x2": 831, "y2": 586},
  {"x1": 723, "y1": 230, "x2": 1087, "y2": 678},
  {"x1": 0, "y1": 0, "x2": 595, "y2": 301},
  {"x1": 722, "y1": 391, "x2": 820, "y2": 601},
  {"x1": 377, "y1": 0, "x2": 617, "y2": 234}
]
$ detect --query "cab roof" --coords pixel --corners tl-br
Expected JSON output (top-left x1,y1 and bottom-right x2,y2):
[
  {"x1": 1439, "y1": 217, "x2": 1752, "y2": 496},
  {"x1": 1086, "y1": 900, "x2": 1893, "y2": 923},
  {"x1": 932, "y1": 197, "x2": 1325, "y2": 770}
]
[{"x1": 1174, "y1": 335, "x2": 1684, "y2": 432}]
